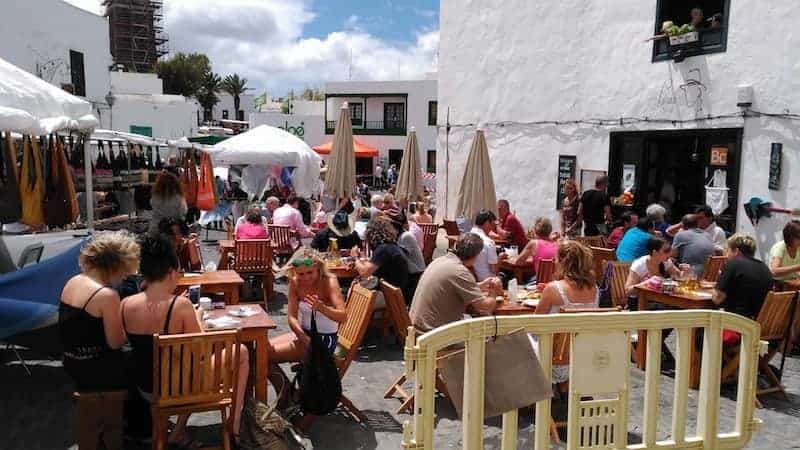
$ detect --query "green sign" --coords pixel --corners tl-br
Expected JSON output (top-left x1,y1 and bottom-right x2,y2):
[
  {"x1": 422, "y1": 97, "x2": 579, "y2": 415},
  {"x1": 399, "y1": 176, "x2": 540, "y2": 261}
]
[
  {"x1": 130, "y1": 125, "x2": 153, "y2": 137},
  {"x1": 277, "y1": 120, "x2": 305, "y2": 140}
]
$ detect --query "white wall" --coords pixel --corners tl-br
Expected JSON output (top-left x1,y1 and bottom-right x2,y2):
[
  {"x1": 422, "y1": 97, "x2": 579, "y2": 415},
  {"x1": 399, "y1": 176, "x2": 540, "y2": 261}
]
[
  {"x1": 214, "y1": 93, "x2": 256, "y2": 121},
  {"x1": 438, "y1": 0, "x2": 800, "y2": 256},
  {"x1": 249, "y1": 112, "x2": 326, "y2": 149},
  {"x1": 110, "y1": 71, "x2": 163, "y2": 95},
  {"x1": 1, "y1": 0, "x2": 112, "y2": 104},
  {"x1": 107, "y1": 95, "x2": 200, "y2": 139},
  {"x1": 291, "y1": 100, "x2": 324, "y2": 116}
]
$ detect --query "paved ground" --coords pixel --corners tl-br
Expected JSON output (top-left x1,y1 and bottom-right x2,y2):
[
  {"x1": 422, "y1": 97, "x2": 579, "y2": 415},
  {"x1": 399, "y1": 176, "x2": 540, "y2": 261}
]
[{"x1": 2, "y1": 232, "x2": 799, "y2": 449}]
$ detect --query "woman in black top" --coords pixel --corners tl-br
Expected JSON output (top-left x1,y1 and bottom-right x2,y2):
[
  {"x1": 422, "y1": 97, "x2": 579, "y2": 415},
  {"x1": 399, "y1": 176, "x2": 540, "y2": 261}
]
[
  {"x1": 122, "y1": 235, "x2": 249, "y2": 443},
  {"x1": 351, "y1": 216, "x2": 409, "y2": 292},
  {"x1": 59, "y1": 231, "x2": 140, "y2": 390}
]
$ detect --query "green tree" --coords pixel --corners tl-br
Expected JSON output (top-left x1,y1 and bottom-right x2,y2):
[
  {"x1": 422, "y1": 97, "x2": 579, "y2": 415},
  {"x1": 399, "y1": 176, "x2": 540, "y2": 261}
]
[
  {"x1": 220, "y1": 74, "x2": 251, "y2": 120},
  {"x1": 155, "y1": 53, "x2": 211, "y2": 97},
  {"x1": 196, "y1": 72, "x2": 222, "y2": 122}
]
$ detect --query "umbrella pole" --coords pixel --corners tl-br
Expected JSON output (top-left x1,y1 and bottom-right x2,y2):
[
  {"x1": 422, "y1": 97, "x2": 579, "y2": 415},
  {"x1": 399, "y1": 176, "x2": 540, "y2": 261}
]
[
  {"x1": 83, "y1": 131, "x2": 94, "y2": 232},
  {"x1": 444, "y1": 107, "x2": 450, "y2": 220}
]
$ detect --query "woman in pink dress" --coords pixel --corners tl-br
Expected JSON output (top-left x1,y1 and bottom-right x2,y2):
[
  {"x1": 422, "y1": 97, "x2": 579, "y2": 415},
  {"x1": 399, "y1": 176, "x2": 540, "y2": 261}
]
[
  {"x1": 235, "y1": 207, "x2": 268, "y2": 240},
  {"x1": 516, "y1": 217, "x2": 559, "y2": 273}
]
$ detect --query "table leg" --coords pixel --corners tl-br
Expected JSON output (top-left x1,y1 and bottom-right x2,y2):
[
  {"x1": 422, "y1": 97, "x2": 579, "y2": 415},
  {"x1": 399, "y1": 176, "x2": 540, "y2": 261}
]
[
  {"x1": 217, "y1": 248, "x2": 231, "y2": 270},
  {"x1": 689, "y1": 327, "x2": 701, "y2": 389},
  {"x1": 229, "y1": 286, "x2": 239, "y2": 305},
  {"x1": 636, "y1": 295, "x2": 648, "y2": 370},
  {"x1": 255, "y1": 332, "x2": 269, "y2": 402}
]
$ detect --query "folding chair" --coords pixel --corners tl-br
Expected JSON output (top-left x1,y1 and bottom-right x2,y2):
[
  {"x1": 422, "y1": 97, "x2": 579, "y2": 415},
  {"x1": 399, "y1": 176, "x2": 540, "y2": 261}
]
[
  {"x1": 589, "y1": 246, "x2": 616, "y2": 287},
  {"x1": 422, "y1": 230, "x2": 437, "y2": 265},
  {"x1": 576, "y1": 235, "x2": 606, "y2": 249},
  {"x1": 537, "y1": 258, "x2": 556, "y2": 284},
  {"x1": 230, "y1": 239, "x2": 274, "y2": 304},
  {"x1": 609, "y1": 262, "x2": 632, "y2": 307},
  {"x1": 701, "y1": 255, "x2": 727, "y2": 282},
  {"x1": 267, "y1": 224, "x2": 300, "y2": 266}
]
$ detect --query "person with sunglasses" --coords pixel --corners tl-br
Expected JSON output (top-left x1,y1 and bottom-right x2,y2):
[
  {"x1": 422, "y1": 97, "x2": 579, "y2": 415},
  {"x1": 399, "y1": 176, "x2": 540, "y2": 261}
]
[{"x1": 268, "y1": 248, "x2": 347, "y2": 398}]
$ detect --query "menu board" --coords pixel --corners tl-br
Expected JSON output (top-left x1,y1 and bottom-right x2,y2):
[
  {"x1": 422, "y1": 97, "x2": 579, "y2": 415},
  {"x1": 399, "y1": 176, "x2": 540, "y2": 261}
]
[
  {"x1": 769, "y1": 143, "x2": 782, "y2": 190},
  {"x1": 556, "y1": 155, "x2": 577, "y2": 209}
]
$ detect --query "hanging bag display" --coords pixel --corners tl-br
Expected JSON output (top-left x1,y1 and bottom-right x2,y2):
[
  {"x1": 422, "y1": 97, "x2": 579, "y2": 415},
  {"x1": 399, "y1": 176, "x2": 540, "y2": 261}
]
[
  {"x1": 181, "y1": 149, "x2": 198, "y2": 208},
  {"x1": 19, "y1": 136, "x2": 45, "y2": 228},
  {"x1": 705, "y1": 169, "x2": 729, "y2": 216},
  {"x1": 0, "y1": 132, "x2": 22, "y2": 223},
  {"x1": 43, "y1": 136, "x2": 72, "y2": 227},
  {"x1": 196, "y1": 151, "x2": 216, "y2": 211}
]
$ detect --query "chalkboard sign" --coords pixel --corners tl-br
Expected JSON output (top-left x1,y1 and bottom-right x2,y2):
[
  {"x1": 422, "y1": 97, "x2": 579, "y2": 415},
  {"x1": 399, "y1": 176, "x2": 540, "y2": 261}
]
[
  {"x1": 556, "y1": 155, "x2": 577, "y2": 209},
  {"x1": 769, "y1": 143, "x2": 782, "y2": 190}
]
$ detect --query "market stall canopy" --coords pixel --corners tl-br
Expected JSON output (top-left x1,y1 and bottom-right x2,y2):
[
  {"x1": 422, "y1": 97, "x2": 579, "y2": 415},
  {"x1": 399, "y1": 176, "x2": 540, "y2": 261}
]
[
  {"x1": 0, "y1": 57, "x2": 97, "y2": 134},
  {"x1": 456, "y1": 128, "x2": 498, "y2": 220},
  {"x1": 313, "y1": 139, "x2": 378, "y2": 158},
  {"x1": 395, "y1": 127, "x2": 424, "y2": 202},
  {"x1": 207, "y1": 124, "x2": 321, "y2": 198}
]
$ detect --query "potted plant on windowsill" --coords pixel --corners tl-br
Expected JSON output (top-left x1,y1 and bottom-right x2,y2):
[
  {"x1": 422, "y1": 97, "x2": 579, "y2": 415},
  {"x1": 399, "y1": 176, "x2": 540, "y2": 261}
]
[{"x1": 663, "y1": 21, "x2": 699, "y2": 45}]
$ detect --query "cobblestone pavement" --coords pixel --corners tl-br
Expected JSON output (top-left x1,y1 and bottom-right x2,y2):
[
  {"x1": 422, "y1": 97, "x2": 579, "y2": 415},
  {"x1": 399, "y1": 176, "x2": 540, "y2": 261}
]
[{"x1": 2, "y1": 232, "x2": 798, "y2": 449}]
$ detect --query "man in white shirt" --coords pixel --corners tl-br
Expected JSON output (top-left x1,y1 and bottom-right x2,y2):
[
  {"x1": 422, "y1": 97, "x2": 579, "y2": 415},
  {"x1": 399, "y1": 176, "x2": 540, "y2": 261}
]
[
  {"x1": 666, "y1": 204, "x2": 726, "y2": 252},
  {"x1": 374, "y1": 164, "x2": 383, "y2": 188},
  {"x1": 469, "y1": 210, "x2": 499, "y2": 281}
]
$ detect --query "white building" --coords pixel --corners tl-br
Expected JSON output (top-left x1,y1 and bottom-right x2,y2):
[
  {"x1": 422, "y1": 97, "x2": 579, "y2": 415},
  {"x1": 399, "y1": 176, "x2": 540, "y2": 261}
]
[
  {"x1": 324, "y1": 77, "x2": 438, "y2": 175},
  {"x1": 438, "y1": 0, "x2": 800, "y2": 256},
  {"x1": 213, "y1": 92, "x2": 257, "y2": 123},
  {"x1": 1, "y1": 0, "x2": 200, "y2": 139},
  {"x1": 250, "y1": 112, "x2": 326, "y2": 151}
]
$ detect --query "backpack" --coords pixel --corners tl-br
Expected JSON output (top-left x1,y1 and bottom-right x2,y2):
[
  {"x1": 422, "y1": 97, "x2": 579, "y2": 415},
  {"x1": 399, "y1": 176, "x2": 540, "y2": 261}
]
[{"x1": 293, "y1": 312, "x2": 342, "y2": 415}]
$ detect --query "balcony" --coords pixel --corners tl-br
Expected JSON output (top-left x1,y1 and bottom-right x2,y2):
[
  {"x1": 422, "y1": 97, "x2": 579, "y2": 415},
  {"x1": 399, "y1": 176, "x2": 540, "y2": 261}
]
[{"x1": 325, "y1": 120, "x2": 406, "y2": 136}]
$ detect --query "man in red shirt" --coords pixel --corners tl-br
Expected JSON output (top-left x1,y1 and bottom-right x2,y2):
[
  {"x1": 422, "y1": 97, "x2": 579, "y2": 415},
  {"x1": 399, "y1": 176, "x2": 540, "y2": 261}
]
[{"x1": 496, "y1": 199, "x2": 529, "y2": 249}]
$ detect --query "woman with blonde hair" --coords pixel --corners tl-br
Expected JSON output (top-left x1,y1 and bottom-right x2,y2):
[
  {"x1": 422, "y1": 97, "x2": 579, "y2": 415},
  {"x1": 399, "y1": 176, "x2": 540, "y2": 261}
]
[
  {"x1": 59, "y1": 231, "x2": 140, "y2": 390},
  {"x1": 516, "y1": 217, "x2": 559, "y2": 273},
  {"x1": 560, "y1": 178, "x2": 581, "y2": 239}
]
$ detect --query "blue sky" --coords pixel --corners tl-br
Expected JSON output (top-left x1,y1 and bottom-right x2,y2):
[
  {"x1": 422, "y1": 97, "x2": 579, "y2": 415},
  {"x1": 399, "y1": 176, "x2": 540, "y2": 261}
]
[{"x1": 66, "y1": 0, "x2": 440, "y2": 94}]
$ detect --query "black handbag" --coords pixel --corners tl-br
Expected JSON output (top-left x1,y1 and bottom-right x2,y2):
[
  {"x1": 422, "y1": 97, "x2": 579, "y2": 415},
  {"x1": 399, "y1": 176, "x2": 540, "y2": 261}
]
[{"x1": 293, "y1": 312, "x2": 342, "y2": 415}]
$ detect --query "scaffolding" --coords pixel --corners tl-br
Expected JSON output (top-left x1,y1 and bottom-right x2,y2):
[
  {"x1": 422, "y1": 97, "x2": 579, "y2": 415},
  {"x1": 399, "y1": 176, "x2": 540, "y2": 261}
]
[{"x1": 104, "y1": 0, "x2": 169, "y2": 72}]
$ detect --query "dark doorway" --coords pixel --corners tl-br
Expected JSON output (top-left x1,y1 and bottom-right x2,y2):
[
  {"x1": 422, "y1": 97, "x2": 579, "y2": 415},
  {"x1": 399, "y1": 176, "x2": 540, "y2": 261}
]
[
  {"x1": 608, "y1": 128, "x2": 742, "y2": 231},
  {"x1": 388, "y1": 149, "x2": 403, "y2": 168}
]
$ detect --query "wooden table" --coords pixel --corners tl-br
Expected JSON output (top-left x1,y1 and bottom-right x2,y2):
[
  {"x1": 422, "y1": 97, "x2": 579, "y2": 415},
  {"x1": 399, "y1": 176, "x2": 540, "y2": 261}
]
[
  {"x1": 493, "y1": 299, "x2": 539, "y2": 316},
  {"x1": 327, "y1": 264, "x2": 358, "y2": 280},
  {"x1": 499, "y1": 257, "x2": 535, "y2": 283},
  {"x1": 635, "y1": 286, "x2": 715, "y2": 389},
  {"x1": 202, "y1": 305, "x2": 277, "y2": 402},
  {"x1": 176, "y1": 270, "x2": 245, "y2": 305},
  {"x1": 217, "y1": 239, "x2": 235, "y2": 269}
]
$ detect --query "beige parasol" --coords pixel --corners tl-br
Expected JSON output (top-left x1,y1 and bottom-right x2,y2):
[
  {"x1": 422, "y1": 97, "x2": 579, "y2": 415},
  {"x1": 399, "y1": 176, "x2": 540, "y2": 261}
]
[
  {"x1": 455, "y1": 128, "x2": 497, "y2": 220},
  {"x1": 324, "y1": 103, "x2": 357, "y2": 199},
  {"x1": 394, "y1": 127, "x2": 425, "y2": 203}
]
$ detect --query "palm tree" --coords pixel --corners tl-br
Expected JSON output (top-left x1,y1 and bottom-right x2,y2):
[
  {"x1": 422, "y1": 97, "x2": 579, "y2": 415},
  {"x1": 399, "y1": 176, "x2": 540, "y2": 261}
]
[
  {"x1": 221, "y1": 74, "x2": 251, "y2": 121},
  {"x1": 197, "y1": 72, "x2": 221, "y2": 122}
]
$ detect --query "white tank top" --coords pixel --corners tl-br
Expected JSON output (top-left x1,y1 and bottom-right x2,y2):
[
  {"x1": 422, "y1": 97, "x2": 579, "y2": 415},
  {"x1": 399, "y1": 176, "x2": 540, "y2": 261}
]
[
  {"x1": 550, "y1": 280, "x2": 600, "y2": 314},
  {"x1": 298, "y1": 299, "x2": 339, "y2": 334}
]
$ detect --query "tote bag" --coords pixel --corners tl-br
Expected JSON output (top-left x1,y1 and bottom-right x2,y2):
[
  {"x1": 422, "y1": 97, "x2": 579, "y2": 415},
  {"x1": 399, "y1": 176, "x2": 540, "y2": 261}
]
[
  {"x1": 181, "y1": 150, "x2": 198, "y2": 208},
  {"x1": 0, "y1": 133, "x2": 21, "y2": 223},
  {"x1": 20, "y1": 136, "x2": 45, "y2": 228},
  {"x1": 294, "y1": 312, "x2": 342, "y2": 415},
  {"x1": 196, "y1": 152, "x2": 216, "y2": 211}
]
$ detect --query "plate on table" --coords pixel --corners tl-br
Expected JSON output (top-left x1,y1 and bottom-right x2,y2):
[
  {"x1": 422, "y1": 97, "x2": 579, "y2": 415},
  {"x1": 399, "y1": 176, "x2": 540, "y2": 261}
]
[
  {"x1": 182, "y1": 272, "x2": 202, "y2": 277},
  {"x1": 699, "y1": 281, "x2": 715, "y2": 289},
  {"x1": 693, "y1": 291, "x2": 713, "y2": 299},
  {"x1": 522, "y1": 299, "x2": 539, "y2": 308}
]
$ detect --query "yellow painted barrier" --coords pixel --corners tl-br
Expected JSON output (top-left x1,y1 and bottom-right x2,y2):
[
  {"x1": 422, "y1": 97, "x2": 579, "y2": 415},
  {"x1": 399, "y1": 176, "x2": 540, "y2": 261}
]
[{"x1": 401, "y1": 311, "x2": 762, "y2": 450}]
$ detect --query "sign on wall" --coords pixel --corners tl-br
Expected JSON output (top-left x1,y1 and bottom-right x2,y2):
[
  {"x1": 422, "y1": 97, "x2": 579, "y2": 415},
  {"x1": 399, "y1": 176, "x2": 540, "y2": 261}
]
[
  {"x1": 556, "y1": 155, "x2": 577, "y2": 209},
  {"x1": 710, "y1": 145, "x2": 728, "y2": 166},
  {"x1": 769, "y1": 143, "x2": 782, "y2": 190}
]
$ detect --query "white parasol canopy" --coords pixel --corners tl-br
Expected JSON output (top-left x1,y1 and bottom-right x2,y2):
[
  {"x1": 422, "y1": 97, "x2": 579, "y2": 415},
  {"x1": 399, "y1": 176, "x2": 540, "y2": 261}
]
[{"x1": 207, "y1": 124, "x2": 321, "y2": 198}]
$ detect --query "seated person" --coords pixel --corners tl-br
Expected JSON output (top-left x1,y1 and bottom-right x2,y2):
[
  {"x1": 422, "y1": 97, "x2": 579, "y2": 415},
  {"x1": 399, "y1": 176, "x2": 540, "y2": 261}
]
[
  {"x1": 646, "y1": 203, "x2": 671, "y2": 242},
  {"x1": 235, "y1": 204, "x2": 268, "y2": 240},
  {"x1": 469, "y1": 210, "x2": 499, "y2": 282},
  {"x1": 616, "y1": 217, "x2": 655, "y2": 262},
  {"x1": 769, "y1": 220, "x2": 800, "y2": 282},
  {"x1": 59, "y1": 231, "x2": 140, "y2": 390},
  {"x1": 534, "y1": 241, "x2": 599, "y2": 385},
  {"x1": 410, "y1": 233, "x2": 500, "y2": 333},
  {"x1": 496, "y1": 199, "x2": 529, "y2": 249},
  {"x1": 713, "y1": 234, "x2": 773, "y2": 320},
  {"x1": 272, "y1": 195, "x2": 313, "y2": 239},
  {"x1": 122, "y1": 235, "x2": 249, "y2": 442},
  {"x1": 354, "y1": 207, "x2": 371, "y2": 240},
  {"x1": 382, "y1": 193, "x2": 397, "y2": 211},
  {"x1": 310, "y1": 210, "x2": 361, "y2": 252},
  {"x1": 411, "y1": 201, "x2": 434, "y2": 224},
  {"x1": 671, "y1": 214, "x2": 715, "y2": 277},
  {"x1": 268, "y1": 248, "x2": 346, "y2": 400},
  {"x1": 387, "y1": 209, "x2": 426, "y2": 304},
  {"x1": 351, "y1": 216, "x2": 409, "y2": 296},
  {"x1": 158, "y1": 217, "x2": 201, "y2": 271},
  {"x1": 607, "y1": 211, "x2": 638, "y2": 249},
  {"x1": 625, "y1": 237, "x2": 682, "y2": 308},
  {"x1": 516, "y1": 217, "x2": 559, "y2": 273},
  {"x1": 369, "y1": 194, "x2": 384, "y2": 221}
]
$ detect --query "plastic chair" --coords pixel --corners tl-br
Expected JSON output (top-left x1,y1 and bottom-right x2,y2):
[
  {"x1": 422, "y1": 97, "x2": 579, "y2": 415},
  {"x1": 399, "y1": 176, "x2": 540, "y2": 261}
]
[{"x1": 16, "y1": 242, "x2": 44, "y2": 269}]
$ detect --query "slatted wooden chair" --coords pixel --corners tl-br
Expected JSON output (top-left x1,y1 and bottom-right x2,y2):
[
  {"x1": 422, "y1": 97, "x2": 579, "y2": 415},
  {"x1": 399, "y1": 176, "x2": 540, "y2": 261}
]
[
  {"x1": 334, "y1": 284, "x2": 377, "y2": 423},
  {"x1": 152, "y1": 330, "x2": 241, "y2": 450},
  {"x1": 590, "y1": 246, "x2": 616, "y2": 286},
  {"x1": 72, "y1": 390, "x2": 126, "y2": 450},
  {"x1": 609, "y1": 262, "x2": 632, "y2": 307},
  {"x1": 576, "y1": 235, "x2": 606, "y2": 249},
  {"x1": 701, "y1": 255, "x2": 727, "y2": 282},
  {"x1": 230, "y1": 239, "x2": 274, "y2": 303},
  {"x1": 442, "y1": 219, "x2": 460, "y2": 249},
  {"x1": 422, "y1": 230, "x2": 438, "y2": 265},
  {"x1": 537, "y1": 258, "x2": 556, "y2": 284},
  {"x1": 720, "y1": 291, "x2": 798, "y2": 402},
  {"x1": 267, "y1": 224, "x2": 300, "y2": 266},
  {"x1": 417, "y1": 222, "x2": 439, "y2": 236}
]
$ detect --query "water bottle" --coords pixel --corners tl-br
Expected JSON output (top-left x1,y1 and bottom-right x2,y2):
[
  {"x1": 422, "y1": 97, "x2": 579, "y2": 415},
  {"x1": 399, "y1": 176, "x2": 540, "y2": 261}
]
[{"x1": 508, "y1": 278, "x2": 518, "y2": 303}]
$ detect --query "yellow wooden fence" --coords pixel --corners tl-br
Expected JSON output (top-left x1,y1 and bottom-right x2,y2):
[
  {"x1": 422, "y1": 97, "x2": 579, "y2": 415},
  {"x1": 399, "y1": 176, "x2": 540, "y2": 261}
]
[{"x1": 400, "y1": 311, "x2": 763, "y2": 450}]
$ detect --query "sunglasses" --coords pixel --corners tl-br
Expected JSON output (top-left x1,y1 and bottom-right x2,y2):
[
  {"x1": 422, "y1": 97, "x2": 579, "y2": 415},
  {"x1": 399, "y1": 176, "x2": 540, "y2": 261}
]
[{"x1": 292, "y1": 258, "x2": 315, "y2": 267}]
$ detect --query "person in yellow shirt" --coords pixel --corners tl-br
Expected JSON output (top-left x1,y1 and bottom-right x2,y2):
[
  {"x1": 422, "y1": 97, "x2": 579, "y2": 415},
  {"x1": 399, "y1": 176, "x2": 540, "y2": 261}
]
[{"x1": 769, "y1": 220, "x2": 800, "y2": 281}]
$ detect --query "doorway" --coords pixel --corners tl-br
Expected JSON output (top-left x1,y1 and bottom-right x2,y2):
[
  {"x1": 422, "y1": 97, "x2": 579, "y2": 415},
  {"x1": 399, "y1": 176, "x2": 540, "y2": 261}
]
[
  {"x1": 608, "y1": 128, "x2": 742, "y2": 231},
  {"x1": 388, "y1": 149, "x2": 403, "y2": 168}
]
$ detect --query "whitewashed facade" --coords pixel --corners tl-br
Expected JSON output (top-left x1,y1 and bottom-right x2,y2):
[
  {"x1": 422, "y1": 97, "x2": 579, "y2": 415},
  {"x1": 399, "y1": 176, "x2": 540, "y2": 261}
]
[
  {"x1": 250, "y1": 112, "x2": 326, "y2": 150},
  {"x1": 324, "y1": 77, "x2": 439, "y2": 173},
  {"x1": 213, "y1": 93, "x2": 257, "y2": 123},
  {"x1": 438, "y1": 0, "x2": 800, "y2": 257}
]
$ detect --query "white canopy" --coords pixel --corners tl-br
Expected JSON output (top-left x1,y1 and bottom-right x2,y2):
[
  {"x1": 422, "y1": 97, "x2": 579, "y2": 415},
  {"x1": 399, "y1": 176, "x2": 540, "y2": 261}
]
[
  {"x1": 207, "y1": 125, "x2": 321, "y2": 198},
  {"x1": 0, "y1": 57, "x2": 98, "y2": 134}
]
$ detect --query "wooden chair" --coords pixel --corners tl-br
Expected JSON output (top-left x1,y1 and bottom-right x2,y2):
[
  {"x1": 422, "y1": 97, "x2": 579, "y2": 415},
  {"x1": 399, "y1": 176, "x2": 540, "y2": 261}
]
[
  {"x1": 422, "y1": 230, "x2": 438, "y2": 265},
  {"x1": 537, "y1": 258, "x2": 556, "y2": 284},
  {"x1": 267, "y1": 224, "x2": 300, "y2": 265},
  {"x1": 334, "y1": 284, "x2": 377, "y2": 423},
  {"x1": 701, "y1": 255, "x2": 727, "y2": 282},
  {"x1": 230, "y1": 239, "x2": 274, "y2": 303},
  {"x1": 73, "y1": 390, "x2": 126, "y2": 450},
  {"x1": 442, "y1": 219, "x2": 460, "y2": 249},
  {"x1": 720, "y1": 291, "x2": 798, "y2": 402},
  {"x1": 152, "y1": 330, "x2": 241, "y2": 450},
  {"x1": 609, "y1": 262, "x2": 632, "y2": 307},
  {"x1": 576, "y1": 235, "x2": 606, "y2": 248},
  {"x1": 224, "y1": 218, "x2": 235, "y2": 241},
  {"x1": 590, "y1": 246, "x2": 616, "y2": 287},
  {"x1": 417, "y1": 222, "x2": 439, "y2": 236}
]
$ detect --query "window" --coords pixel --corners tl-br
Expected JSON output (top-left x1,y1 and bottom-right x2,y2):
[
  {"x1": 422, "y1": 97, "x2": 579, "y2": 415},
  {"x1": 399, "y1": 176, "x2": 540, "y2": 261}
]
[
  {"x1": 237, "y1": 110, "x2": 244, "y2": 121},
  {"x1": 384, "y1": 103, "x2": 405, "y2": 130},
  {"x1": 389, "y1": 149, "x2": 403, "y2": 168},
  {"x1": 350, "y1": 103, "x2": 363, "y2": 126},
  {"x1": 653, "y1": 0, "x2": 729, "y2": 62},
  {"x1": 69, "y1": 50, "x2": 86, "y2": 97},
  {"x1": 427, "y1": 150, "x2": 436, "y2": 173},
  {"x1": 428, "y1": 101, "x2": 438, "y2": 126},
  {"x1": 222, "y1": 110, "x2": 229, "y2": 119},
  {"x1": 130, "y1": 125, "x2": 152, "y2": 137}
]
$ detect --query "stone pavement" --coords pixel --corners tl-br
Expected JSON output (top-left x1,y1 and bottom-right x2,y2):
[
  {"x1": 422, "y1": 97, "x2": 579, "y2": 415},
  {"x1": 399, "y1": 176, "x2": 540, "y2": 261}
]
[{"x1": 2, "y1": 233, "x2": 799, "y2": 449}]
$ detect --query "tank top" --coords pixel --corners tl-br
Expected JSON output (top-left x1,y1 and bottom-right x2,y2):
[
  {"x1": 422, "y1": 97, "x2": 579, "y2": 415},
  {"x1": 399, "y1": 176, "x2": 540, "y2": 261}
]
[
  {"x1": 59, "y1": 286, "x2": 110, "y2": 363},
  {"x1": 533, "y1": 239, "x2": 559, "y2": 272},
  {"x1": 123, "y1": 295, "x2": 179, "y2": 394},
  {"x1": 550, "y1": 280, "x2": 599, "y2": 314},
  {"x1": 297, "y1": 282, "x2": 339, "y2": 334}
]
